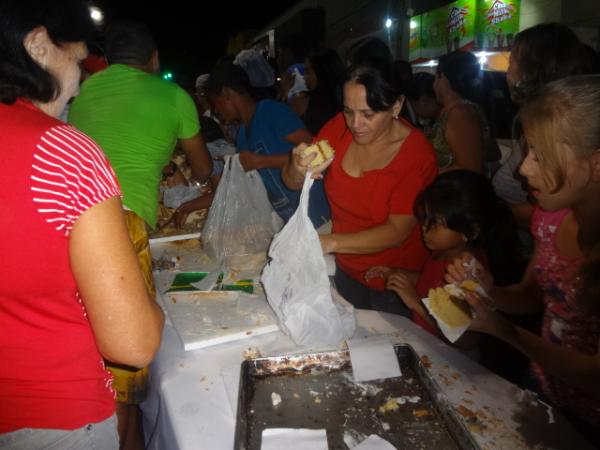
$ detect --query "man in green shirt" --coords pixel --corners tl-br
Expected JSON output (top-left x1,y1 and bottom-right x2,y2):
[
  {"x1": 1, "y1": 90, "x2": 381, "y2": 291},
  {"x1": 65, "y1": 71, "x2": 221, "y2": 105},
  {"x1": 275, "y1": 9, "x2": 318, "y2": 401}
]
[
  {"x1": 69, "y1": 20, "x2": 212, "y2": 450},
  {"x1": 70, "y1": 21, "x2": 212, "y2": 228}
]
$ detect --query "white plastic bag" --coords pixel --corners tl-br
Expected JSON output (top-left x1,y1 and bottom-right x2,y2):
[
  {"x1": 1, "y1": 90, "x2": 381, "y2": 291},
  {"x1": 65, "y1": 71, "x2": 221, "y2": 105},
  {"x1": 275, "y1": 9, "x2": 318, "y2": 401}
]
[
  {"x1": 162, "y1": 184, "x2": 202, "y2": 209},
  {"x1": 262, "y1": 173, "x2": 355, "y2": 347},
  {"x1": 203, "y1": 154, "x2": 282, "y2": 263}
]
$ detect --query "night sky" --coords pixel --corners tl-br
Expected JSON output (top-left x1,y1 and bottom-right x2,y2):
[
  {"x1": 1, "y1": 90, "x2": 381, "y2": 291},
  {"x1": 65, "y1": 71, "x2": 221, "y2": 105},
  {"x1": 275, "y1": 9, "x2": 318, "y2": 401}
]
[{"x1": 94, "y1": 0, "x2": 298, "y2": 88}]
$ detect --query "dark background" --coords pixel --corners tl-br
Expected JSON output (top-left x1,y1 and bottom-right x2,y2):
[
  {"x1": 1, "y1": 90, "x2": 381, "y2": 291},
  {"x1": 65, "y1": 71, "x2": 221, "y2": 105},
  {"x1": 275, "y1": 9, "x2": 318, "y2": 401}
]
[{"x1": 95, "y1": 0, "x2": 297, "y2": 88}]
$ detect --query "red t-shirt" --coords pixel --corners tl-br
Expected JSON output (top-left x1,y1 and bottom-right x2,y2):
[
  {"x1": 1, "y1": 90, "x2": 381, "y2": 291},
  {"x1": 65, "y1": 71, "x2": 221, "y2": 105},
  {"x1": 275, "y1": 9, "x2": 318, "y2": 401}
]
[
  {"x1": 0, "y1": 100, "x2": 121, "y2": 432},
  {"x1": 319, "y1": 113, "x2": 437, "y2": 289},
  {"x1": 414, "y1": 250, "x2": 488, "y2": 337},
  {"x1": 414, "y1": 256, "x2": 448, "y2": 336}
]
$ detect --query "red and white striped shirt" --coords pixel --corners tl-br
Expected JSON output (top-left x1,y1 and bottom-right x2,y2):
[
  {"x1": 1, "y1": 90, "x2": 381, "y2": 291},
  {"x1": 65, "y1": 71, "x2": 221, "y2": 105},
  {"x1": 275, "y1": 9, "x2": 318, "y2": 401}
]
[
  {"x1": 0, "y1": 99, "x2": 121, "y2": 432},
  {"x1": 31, "y1": 124, "x2": 119, "y2": 234}
]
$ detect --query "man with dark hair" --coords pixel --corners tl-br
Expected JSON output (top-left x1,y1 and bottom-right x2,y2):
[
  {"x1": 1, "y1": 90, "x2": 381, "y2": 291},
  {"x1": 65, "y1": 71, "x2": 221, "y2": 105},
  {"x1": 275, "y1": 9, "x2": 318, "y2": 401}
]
[
  {"x1": 346, "y1": 36, "x2": 392, "y2": 67},
  {"x1": 69, "y1": 19, "x2": 212, "y2": 449},
  {"x1": 104, "y1": 20, "x2": 157, "y2": 65}
]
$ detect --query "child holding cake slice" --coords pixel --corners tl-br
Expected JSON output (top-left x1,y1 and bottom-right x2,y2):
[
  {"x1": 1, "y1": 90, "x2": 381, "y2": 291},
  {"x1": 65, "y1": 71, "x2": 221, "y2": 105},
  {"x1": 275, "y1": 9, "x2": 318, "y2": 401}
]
[{"x1": 366, "y1": 170, "x2": 523, "y2": 346}]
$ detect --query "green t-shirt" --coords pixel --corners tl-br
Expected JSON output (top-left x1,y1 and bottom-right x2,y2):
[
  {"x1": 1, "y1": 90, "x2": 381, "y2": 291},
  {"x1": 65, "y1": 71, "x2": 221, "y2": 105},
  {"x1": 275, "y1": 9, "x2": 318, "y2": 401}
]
[{"x1": 69, "y1": 64, "x2": 200, "y2": 227}]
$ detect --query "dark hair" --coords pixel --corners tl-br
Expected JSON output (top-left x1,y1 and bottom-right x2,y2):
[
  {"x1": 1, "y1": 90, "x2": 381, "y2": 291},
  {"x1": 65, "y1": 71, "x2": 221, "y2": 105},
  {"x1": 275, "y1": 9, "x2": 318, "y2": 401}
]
[
  {"x1": 407, "y1": 72, "x2": 435, "y2": 100},
  {"x1": 104, "y1": 20, "x2": 157, "y2": 66},
  {"x1": 0, "y1": 0, "x2": 97, "y2": 104},
  {"x1": 391, "y1": 59, "x2": 412, "y2": 96},
  {"x1": 216, "y1": 54, "x2": 235, "y2": 65},
  {"x1": 510, "y1": 23, "x2": 593, "y2": 105},
  {"x1": 280, "y1": 33, "x2": 311, "y2": 63},
  {"x1": 347, "y1": 37, "x2": 392, "y2": 67},
  {"x1": 437, "y1": 51, "x2": 482, "y2": 103},
  {"x1": 307, "y1": 47, "x2": 345, "y2": 106},
  {"x1": 581, "y1": 44, "x2": 600, "y2": 74},
  {"x1": 415, "y1": 170, "x2": 524, "y2": 285},
  {"x1": 204, "y1": 62, "x2": 256, "y2": 100},
  {"x1": 344, "y1": 62, "x2": 399, "y2": 112}
]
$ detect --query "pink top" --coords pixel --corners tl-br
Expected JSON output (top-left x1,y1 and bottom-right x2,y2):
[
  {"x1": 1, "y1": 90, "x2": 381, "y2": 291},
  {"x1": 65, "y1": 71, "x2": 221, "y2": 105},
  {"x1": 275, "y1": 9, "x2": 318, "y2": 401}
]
[{"x1": 531, "y1": 207, "x2": 600, "y2": 426}]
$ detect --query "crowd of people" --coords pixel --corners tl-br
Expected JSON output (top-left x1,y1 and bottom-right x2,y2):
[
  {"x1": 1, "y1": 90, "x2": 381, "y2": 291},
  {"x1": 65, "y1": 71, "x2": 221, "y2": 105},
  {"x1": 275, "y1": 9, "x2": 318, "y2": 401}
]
[{"x1": 1, "y1": 0, "x2": 599, "y2": 449}]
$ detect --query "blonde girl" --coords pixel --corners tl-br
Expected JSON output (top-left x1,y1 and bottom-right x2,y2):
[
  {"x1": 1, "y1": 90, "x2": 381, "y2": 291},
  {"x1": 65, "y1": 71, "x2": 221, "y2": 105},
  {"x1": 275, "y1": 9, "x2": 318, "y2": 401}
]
[{"x1": 446, "y1": 75, "x2": 600, "y2": 443}]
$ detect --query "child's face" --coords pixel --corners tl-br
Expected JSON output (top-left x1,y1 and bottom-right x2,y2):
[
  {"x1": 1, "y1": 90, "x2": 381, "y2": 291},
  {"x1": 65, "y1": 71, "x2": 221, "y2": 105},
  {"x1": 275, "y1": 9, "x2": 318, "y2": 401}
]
[
  {"x1": 519, "y1": 142, "x2": 592, "y2": 211},
  {"x1": 421, "y1": 222, "x2": 466, "y2": 252}
]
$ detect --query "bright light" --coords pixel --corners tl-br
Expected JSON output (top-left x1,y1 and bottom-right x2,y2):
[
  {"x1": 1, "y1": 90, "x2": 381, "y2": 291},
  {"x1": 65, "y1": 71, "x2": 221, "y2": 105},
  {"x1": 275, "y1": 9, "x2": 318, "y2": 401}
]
[
  {"x1": 162, "y1": 72, "x2": 173, "y2": 81},
  {"x1": 410, "y1": 20, "x2": 418, "y2": 30},
  {"x1": 475, "y1": 51, "x2": 492, "y2": 70},
  {"x1": 427, "y1": 60, "x2": 438, "y2": 67},
  {"x1": 385, "y1": 18, "x2": 393, "y2": 29},
  {"x1": 89, "y1": 6, "x2": 103, "y2": 24}
]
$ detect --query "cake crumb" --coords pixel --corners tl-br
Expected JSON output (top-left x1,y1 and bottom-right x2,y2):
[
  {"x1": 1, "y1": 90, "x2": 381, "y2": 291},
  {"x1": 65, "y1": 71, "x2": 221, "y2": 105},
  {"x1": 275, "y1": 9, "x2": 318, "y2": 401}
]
[
  {"x1": 378, "y1": 398, "x2": 399, "y2": 414},
  {"x1": 271, "y1": 392, "x2": 282, "y2": 407},
  {"x1": 242, "y1": 347, "x2": 262, "y2": 360},
  {"x1": 412, "y1": 409, "x2": 431, "y2": 418},
  {"x1": 456, "y1": 405, "x2": 477, "y2": 420}
]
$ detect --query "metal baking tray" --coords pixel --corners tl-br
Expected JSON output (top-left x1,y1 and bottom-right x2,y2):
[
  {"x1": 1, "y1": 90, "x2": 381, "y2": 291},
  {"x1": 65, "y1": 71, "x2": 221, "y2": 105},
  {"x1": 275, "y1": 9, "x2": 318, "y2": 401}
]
[{"x1": 233, "y1": 344, "x2": 479, "y2": 450}]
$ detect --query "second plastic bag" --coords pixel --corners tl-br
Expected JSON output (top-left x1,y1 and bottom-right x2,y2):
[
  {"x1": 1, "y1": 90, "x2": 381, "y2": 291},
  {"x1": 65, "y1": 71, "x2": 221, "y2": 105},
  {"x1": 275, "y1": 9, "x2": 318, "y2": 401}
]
[
  {"x1": 203, "y1": 154, "x2": 282, "y2": 263},
  {"x1": 262, "y1": 173, "x2": 355, "y2": 347}
]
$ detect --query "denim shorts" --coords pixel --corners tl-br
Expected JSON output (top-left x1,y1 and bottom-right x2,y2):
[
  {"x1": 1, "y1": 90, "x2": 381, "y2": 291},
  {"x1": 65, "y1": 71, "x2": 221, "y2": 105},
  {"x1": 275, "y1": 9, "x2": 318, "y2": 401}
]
[{"x1": 0, "y1": 414, "x2": 118, "y2": 450}]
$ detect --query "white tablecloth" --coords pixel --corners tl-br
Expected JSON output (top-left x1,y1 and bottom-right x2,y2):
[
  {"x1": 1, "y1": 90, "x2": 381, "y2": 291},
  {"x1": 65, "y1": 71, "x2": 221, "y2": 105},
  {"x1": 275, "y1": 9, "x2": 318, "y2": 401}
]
[{"x1": 141, "y1": 300, "x2": 593, "y2": 450}]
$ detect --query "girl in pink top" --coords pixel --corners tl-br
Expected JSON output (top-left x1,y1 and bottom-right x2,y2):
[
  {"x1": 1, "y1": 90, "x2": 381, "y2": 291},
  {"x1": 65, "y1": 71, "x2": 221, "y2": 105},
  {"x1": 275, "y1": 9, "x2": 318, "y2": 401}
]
[{"x1": 446, "y1": 75, "x2": 600, "y2": 444}]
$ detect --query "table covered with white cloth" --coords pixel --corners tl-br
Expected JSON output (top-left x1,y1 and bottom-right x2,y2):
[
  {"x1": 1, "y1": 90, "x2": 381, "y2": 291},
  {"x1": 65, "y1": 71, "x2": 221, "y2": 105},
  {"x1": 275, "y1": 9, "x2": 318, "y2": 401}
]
[{"x1": 141, "y1": 298, "x2": 593, "y2": 450}]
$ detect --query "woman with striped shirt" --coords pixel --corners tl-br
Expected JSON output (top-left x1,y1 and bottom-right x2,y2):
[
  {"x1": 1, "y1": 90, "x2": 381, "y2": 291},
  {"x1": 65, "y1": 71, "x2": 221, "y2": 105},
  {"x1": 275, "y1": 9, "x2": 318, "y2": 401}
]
[{"x1": 0, "y1": 1, "x2": 164, "y2": 449}]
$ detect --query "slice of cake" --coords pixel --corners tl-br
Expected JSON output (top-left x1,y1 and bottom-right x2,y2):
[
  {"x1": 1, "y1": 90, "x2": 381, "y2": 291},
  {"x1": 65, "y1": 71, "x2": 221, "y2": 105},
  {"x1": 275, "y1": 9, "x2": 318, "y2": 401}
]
[
  {"x1": 459, "y1": 279, "x2": 480, "y2": 292},
  {"x1": 303, "y1": 140, "x2": 335, "y2": 167},
  {"x1": 427, "y1": 286, "x2": 471, "y2": 328}
]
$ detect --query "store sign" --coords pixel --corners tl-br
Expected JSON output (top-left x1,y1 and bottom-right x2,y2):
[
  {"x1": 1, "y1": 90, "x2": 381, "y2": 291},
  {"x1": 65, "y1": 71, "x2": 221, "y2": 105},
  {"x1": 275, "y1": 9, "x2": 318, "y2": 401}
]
[
  {"x1": 475, "y1": 0, "x2": 520, "y2": 50},
  {"x1": 417, "y1": 0, "x2": 476, "y2": 59},
  {"x1": 409, "y1": 0, "x2": 520, "y2": 61},
  {"x1": 486, "y1": 0, "x2": 517, "y2": 24},
  {"x1": 447, "y1": 0, "x2": 476, "y2": 52},
  {"x1": 408, "y1": 16, "x2": 422, "y2": 62},
  {"x1": 447, "y1": 5, "x2": 469, "y2": 34}
]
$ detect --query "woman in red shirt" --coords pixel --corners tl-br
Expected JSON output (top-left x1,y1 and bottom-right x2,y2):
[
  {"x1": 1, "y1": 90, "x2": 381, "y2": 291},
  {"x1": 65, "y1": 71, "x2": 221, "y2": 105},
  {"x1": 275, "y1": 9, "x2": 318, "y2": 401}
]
[
  {"x1": 284, "y1": 62, "x2": 437, "y2": 314},
  {"x1": 0, "y1": 2, "x2": 163, "y2": 448}
]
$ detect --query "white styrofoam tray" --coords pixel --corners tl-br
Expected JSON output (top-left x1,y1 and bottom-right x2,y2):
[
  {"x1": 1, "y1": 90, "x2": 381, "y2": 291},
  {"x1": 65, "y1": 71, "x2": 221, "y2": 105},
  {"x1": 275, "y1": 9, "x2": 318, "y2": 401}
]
[{"x1": 162, "y1": 290, "x2": 279, "y2": 351}]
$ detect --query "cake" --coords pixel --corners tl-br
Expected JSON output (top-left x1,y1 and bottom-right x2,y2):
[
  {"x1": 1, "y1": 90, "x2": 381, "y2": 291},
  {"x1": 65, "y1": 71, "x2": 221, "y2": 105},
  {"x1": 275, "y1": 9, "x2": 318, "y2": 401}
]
[
  {"x1": 303, "y1": 140, "x2": 335, "y2": 167},
  {"x1": 427, "y1": 286, "x2": 472, "y2": 328},
  {"x1": 460, "y1": 279, "x2": 480, "y2": 292}
]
